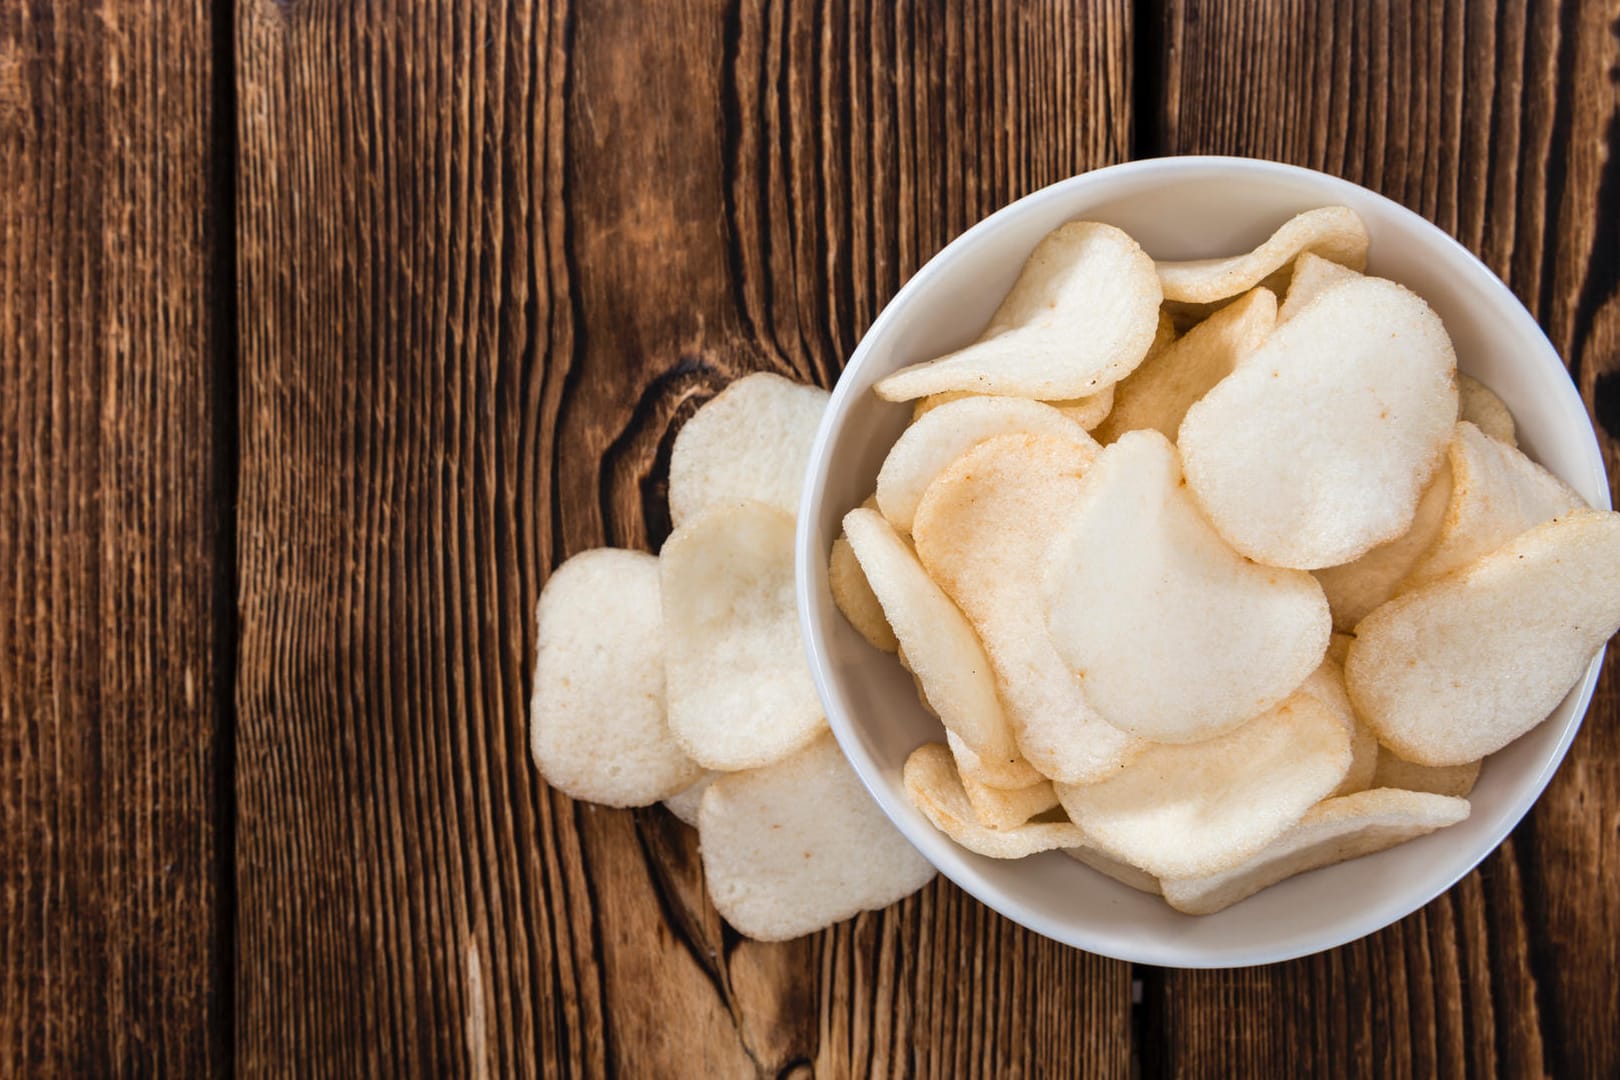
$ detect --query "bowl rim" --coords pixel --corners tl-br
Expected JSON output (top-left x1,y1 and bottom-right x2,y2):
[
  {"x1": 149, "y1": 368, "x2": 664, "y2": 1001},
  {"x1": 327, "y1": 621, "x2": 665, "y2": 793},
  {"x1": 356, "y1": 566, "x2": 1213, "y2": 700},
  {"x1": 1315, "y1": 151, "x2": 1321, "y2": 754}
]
[{"x1": 794, "y1": 154, "x2": 1611, "y2": 967}]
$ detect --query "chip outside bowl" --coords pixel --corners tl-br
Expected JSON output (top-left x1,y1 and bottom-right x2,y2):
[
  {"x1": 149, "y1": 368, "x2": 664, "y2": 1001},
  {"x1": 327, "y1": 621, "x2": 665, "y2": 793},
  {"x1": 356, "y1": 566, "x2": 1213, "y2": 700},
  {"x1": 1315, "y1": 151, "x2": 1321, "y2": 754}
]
[{"x1": 794, "y1": 156, "x2": 1611, "y2": 968}]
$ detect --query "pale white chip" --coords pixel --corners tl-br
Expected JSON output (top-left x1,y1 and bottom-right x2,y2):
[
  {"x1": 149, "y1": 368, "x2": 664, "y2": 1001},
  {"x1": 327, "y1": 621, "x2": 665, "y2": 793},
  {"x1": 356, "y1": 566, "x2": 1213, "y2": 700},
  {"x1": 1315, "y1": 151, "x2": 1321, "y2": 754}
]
[
  {"x1": 1458, "y1": 373, "x2": 1517, "y2": 446},
  {"x1": 1095, "y1": 286, "x2": 1276, "y2": 444},
  {"x1": 1061, "y1": 847, "x2": 1162, "y2": 895},
  {"x1": 911, "y1": 390, "x2": 974, "y2": 421},
  {"x1": 1047, "y1": 385, "x2": 1117, "y2": 431},
  {"x1": 1346, "y1": 509, "x2": 1620, "y2": 765},
  {"x1": 913, "y1": 433, "x2": 1138, "y2": 782},
  {"x1": 904, "y1": 743, "x2": 1086, "y2": 858},
  {"x1": 957, "y1": 764, "x2": 1060, "y2": 831},
  {"x1": 1178, "y1": 276, "x2": 1459, "y2": 569},
  {"x1": 914, "y1": 386, "x2": 1117, "y2": 432},
  {"x1": 662, "y1": 771, "x2": 719, "y2": 827},
  {"x1": 1159, "y1": 788, "x2": 1470, "y2": 915},
  {"x1": 946, "y1": 731, "x2": 1046, "y2": 791},
  {"x1": 700, "y1": 733, "x2": 935, "y2": 941},
  {"x1": 1399, "y1": 421, "x2": 1585, "y2": 591},
  {"x1": 1156, "y1": 206, "x2": 1369, "y2": 305},
  {"x1": 532, "y1": 549, "x2": 704, "y2": 806},
  {"x1": 661, "y1": 501, "x2": 825, "y2": 770},
  {"x1": 1054, "y1": 684, "x2": 1352, "y2": 879},
  {"x1": 1041, "y1": 430, "x2": 1330, "y2": 744},
  {"x1": 842, "y1": 508, "x2": 1024, "y2": 772},
  {"x1": 1371, "y1": 747, "x2": 1482, "y2": 797},
  {"x1": 875, "y1": 396, "x2": 1096, "y2": 533},
  {"x1": 1298, "y1": 660, "x2": 1379, "y2": 798},
  {"x1": 874, "y1": 222, "x2": 1163, "y2": 401},
  {"x1": 1045, "y1": 314, "x2": 1174, "y2": 430},
  {"x1": 1314, "y1": 461, "x2": 1453, "y2": 631},
  {"x1": 1277, "y1": 250, "x2": 1362, "y2": 322},
  {"x1": 829, "y1": 533, "x2": 899, "y2": 652},
  {"x1": 667, "y1": 372, "x2": 829, "y2": 527}
]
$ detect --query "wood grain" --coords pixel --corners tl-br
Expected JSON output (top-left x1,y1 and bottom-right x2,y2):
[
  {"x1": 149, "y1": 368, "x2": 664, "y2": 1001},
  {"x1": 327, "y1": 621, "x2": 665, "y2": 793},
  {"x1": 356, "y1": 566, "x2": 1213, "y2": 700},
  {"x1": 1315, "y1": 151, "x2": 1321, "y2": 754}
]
[
  {"x1": 1153, "y1": 1, "x2": 1620, "y2": 1075},
  {"x1": 234, "y1": 0, "x2": 1132, "y2": 1074},
  {"x1": 8, "y1": 0, "x2": 1615, "y2": 1072},
  {"x1": 0, "y1": 1, "x2": 229, "y2": 1075}
]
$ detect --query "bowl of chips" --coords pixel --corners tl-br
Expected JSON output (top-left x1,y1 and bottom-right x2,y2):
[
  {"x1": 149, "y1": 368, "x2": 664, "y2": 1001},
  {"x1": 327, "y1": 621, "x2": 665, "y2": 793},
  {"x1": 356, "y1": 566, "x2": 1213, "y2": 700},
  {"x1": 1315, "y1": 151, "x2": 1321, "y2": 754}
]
[{"x1": 797, "y1": 156, "x2": 1615, "y2": 967}]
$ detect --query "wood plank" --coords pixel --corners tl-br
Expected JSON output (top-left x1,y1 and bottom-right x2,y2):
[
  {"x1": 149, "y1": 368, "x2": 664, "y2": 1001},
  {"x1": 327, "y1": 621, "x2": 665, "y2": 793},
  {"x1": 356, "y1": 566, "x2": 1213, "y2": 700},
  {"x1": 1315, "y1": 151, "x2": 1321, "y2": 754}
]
[
  {"x1": 1149, "y1": 1, "x2": 1619, "y2": 1075},
  {"x1": 0, "y1": 2, "x2": 229, "y2": 1075},
  {"x1": 234, "y1": 0, "x2": 1133, "y2": 1073}
]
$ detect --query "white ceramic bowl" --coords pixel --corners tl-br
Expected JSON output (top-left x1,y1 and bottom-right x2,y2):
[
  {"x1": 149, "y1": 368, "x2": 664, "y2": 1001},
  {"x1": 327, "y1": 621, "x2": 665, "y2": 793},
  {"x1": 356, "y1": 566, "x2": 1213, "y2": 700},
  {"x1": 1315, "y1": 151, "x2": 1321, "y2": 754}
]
[{"x1": 795, "y1": 156, "x2": 1611, "y2": 968}]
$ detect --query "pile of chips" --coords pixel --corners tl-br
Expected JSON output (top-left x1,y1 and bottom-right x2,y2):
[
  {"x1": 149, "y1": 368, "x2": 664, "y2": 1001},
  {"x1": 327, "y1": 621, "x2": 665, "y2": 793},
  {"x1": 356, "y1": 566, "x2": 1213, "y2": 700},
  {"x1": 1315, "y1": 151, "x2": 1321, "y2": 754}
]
[
  {"x1": 532, "y1": 373, "x2": 936, "y2": 941},
  {"x1": 836, "y1": 208, "x2": 1620, "y2": 914},
  {"x1": 533, "y1": 205, "x2": 1620, "y2": 939}
]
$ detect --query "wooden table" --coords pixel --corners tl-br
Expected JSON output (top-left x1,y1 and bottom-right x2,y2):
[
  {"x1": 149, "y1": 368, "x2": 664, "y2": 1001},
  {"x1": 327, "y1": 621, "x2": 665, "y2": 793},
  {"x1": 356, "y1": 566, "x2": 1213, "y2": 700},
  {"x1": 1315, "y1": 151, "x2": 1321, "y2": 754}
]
[{"x1": 4, "y1": 1, "x2": 1617, "y2": 1074}]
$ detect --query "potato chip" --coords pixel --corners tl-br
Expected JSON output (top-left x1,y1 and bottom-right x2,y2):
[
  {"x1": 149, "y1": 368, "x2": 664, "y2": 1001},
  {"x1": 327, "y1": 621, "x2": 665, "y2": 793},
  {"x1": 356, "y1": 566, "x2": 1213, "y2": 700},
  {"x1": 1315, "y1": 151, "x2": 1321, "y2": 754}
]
[
  {"x1": 829, "y1": 532, "x2": 899, "y2": 652},
  {"x1": 1371, "y1": 747, "x2": 1482, "y2": 798},
  {"x1": 662, "y1": 771, "x2": 719, "y2": 827},
  {"x1": 1314, "y1": 462, "x2": 1453, "y2": 631},
  {"x1": 662, "y1": 501, "x2": 825, "y2": 770},
  {"x1": 874, "y1": 222, "x2": 1163, "y2": 401},
  {"x1": 1399, "y1": 421, "x2": 1584, "y2": 592},
  {"x1": 700, "y1": 733, "x2": 935, "y2": 941},
  {"x1": 876, "y1": 395, "x2": 1097, "y2": 534},
  {"x1": 1159, "y1": 788, "x2": 1470, "y2": 915},
  {"x1": 904, "y1": 744, "x2": 1086, "y2": 858},
  {"x1": 843, "y1": 508, "x2": 1024, "y2": 771},
  {"x1": 1277, "y1": 251, "x2": 1362, "y2": 322},
  {"x1": 532, "y1": 549, "x2": 704, "y2": 806},
  {"x1": 913, "y1": 433, "x2": 1139, "y2": 782},
  {"x1": 1095, "y1": 286, "x2": 1276, "y2": 444},
  {"x1": 1041, "y1": 430, "x2": 1330, "y2": 743},
  {"x1": 1156, "y1": 207, "x2": 1369, "y2": 305},
  {"x1": 958, "y1": 763, "x2": 1060, "y2": 830},
  {"x1": 1062, "y1": 847, "x2": 1162, "y2": 895},
  {"x1": 1458, "y1": 373, "x2": 1517, "y2": 446},
  {"x1": 1054, "y1": 683, "x2": 1352, "y2": 879},
  {"x1": 1179, "y1": 276, "x2": 1459, "y2": 569},
  {"x1": 668, "y1": 372, "x2": 829, "y2": 527},
  {"x1": 1347, "y1": 510, "x2": 1620, "y2": 765},
  {"x1": 1298, "y1": 661, "x2": 1379, "y2": 798}
]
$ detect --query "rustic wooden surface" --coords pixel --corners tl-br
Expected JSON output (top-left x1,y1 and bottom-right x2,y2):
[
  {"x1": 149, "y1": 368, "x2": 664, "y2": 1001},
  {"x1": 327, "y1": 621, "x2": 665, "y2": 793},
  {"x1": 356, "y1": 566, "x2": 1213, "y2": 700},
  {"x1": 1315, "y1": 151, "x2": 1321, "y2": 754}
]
[
  {"x1": 3, "y1": 0, "x2": 1616, "y2": 1075},
  {"x1": 0, "y1": 2, "x2": 230, "y2": 1075}
]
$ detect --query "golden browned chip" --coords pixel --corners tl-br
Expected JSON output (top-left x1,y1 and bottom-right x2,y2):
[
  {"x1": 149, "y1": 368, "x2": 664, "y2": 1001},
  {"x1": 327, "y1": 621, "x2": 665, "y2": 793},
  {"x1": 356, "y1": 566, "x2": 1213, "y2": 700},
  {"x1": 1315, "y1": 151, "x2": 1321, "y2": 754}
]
[
  {"x1": 1371, "y1": 747, "x2": 1482, "y2": 797},
  {"x1": 1457, "y1": 374, "x2": 1517, "y2": 446},
  {"x1": 904, "y1": 743, "x2": 1086, "y2": 858}
]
